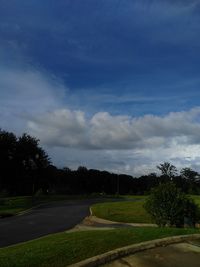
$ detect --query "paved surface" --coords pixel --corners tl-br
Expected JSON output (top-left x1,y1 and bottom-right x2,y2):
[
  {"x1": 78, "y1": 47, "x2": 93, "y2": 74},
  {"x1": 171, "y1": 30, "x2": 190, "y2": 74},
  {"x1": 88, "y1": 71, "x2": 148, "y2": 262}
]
[
  {"x1": 81, "y1": 215, "x2": 156, "y2": 228},
  {"x1": 103, "y1": 240, "x2": 200, "y2": 267},
  {"x1": 0, "y1": 199, "x2": 107, "y2": 248}
]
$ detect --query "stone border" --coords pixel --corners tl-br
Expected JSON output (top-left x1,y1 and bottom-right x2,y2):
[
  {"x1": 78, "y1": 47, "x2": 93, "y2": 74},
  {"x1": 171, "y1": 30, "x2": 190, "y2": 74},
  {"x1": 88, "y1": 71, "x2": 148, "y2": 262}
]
[{"x1": 68, "y1": 234, "x2": 200, "y2": 267}]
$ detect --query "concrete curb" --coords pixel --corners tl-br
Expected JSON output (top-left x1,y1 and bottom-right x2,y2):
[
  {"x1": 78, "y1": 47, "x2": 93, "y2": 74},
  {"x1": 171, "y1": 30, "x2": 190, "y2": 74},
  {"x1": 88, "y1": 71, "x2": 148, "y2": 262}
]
[
  {"x1": 84, "y1": 215, "x2": 157, "y2": 227},
  {"x1": 89, "y1": 207, "x2": 93, "y2": 216},
  {"x1": 68, "y1": 234, "x2": 200, "y2": 267}
]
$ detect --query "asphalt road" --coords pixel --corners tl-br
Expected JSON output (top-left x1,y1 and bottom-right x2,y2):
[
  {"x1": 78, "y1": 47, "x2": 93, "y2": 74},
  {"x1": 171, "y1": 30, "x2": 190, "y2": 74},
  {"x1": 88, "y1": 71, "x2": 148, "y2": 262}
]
[{"x1": 0, "y1": 199, "x2": 104, "y2": 248}]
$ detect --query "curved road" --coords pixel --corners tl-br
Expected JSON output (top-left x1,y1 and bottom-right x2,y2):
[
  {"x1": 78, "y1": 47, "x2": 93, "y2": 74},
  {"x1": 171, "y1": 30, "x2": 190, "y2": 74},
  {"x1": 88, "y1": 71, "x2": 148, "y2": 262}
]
[{"x1": 0, "y1": 199, "x2": 104, "y2": 248}]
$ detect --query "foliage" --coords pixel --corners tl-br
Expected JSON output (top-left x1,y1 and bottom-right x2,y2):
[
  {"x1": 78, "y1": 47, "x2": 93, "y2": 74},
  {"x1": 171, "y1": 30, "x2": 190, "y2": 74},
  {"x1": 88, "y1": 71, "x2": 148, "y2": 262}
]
[
  {"x1": 1, "y1": 128, "x2": 200, "y2": 197},
  {"x1": 157, "y1": 162, "x2": 177, "y2": 178},
  {"x1": 180, "y1": 168, "x2": 200, "y2": 194},
  {"x1": 0, "y1": 227, "x2": 199, "y2": 267},
  {"x1": 144, "y1": 182, "x2": 200, "y2": 227},
  {"x1": 0, "y1": 130, "x2": 50, "y2": 195},
  {"x1": 181, "y1": 168, "x2": 199, "y2": 182}
]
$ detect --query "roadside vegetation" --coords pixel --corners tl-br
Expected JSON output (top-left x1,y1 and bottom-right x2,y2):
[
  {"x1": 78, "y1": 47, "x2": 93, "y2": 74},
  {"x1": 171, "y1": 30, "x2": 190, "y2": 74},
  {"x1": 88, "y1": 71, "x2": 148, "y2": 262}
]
[
  {"x1": 144, "y1": 182, "x2": 200, "y2": 227},
  {"x1": 91, "y1": 195, "x2": 200, "y2": 224},
  {"x1": 0, "y1": 196, "x2": 33, "y2": 218},
  {"x1": 1, "y1": 227, "x2": 199, "y2": 267}
]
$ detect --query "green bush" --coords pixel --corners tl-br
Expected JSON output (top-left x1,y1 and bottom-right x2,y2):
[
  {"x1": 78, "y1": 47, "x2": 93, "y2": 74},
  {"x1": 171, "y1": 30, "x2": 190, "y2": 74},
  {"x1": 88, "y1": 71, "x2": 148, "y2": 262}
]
[{"x1": 144, "y1": 182, "x2": 200, "y2": 227}]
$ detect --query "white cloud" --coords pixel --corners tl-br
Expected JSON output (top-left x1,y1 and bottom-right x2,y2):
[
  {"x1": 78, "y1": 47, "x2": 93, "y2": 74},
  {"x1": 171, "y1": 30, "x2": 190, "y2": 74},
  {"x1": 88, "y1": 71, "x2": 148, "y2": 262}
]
[
  {"x1": 28, "y1": 109, "x2": 87, "y2": 147},
  {"x1": 2, "y1": 65, "x2": 200, "y2": 175},
  {"x1": 26, "y1": 106, "x2": 200, "y2": 175},
  {"x1": 28, "y1": 107, "x2": 200, "y2": 150}
]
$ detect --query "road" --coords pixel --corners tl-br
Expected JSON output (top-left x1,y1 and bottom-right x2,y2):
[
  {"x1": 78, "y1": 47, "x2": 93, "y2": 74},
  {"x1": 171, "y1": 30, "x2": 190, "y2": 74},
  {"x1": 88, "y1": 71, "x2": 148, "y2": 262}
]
[
  {"x1": 0, "y1": 199, "x2": 104, "y2": 248},
  {"x1": 103, "y1": 240, "x2": 200, "y2": 267}
]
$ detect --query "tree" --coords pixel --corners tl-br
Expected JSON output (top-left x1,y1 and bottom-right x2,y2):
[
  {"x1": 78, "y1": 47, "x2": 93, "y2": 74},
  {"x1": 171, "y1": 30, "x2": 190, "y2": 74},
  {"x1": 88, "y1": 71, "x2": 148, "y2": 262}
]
[
  {"x1": 0, "y1": 129, "x2": 17, "y2": 193},
  {"x1": 181, "y1": 167, "x2": 200, "y2": 194},
  {"x1": 16, "y1": 134, "x2": 50, "y2": 194},
  {"x1": 180, "y1": 168, "x2": 199, "y2": 182},
  {"x1": 16, "y1": 134, "x2": 49, "y2": 170},
  {"x1": 157, "y1": 162, "x2": 177, "y2": 179},
  {"x1": 144, "y1": 182, "x2": 200, "y2": 227}
]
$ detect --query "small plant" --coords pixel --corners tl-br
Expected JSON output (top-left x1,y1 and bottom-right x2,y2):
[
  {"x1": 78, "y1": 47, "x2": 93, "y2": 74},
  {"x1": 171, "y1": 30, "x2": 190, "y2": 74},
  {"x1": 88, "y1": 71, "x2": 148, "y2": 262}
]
[{"x1": 144, "y1": 182, "x2": 200, "y2": 227}]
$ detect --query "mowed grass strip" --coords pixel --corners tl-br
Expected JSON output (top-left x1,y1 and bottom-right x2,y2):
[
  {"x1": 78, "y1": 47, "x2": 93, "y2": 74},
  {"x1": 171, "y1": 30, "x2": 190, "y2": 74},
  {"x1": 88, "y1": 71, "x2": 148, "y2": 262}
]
[
  {"x1": 1, "y1": 227, "x2": 199, "y2": 267},
  {"x1": 0, "y1": 196, "x2": 34, "y2": 217},
  {"x1": 91, "y1": 200, "x2": 152, "y2": 223}
]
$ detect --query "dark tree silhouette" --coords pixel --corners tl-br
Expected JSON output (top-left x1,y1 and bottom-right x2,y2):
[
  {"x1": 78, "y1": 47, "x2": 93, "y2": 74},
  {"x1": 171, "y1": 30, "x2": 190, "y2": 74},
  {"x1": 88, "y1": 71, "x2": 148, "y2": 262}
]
[
  {"x1": 181, "y1": 167, "x2": 200, "y2": 194},
  {"x1": 157, "y1": 162, "x2": 177, "y2": 179},
  {"x1": 1, "y1": 129, "x2": 200, "y2": 196},
  {"x1": 180, "y1": 168, "x2": 198, "y2": 182},
  {"x1": 0, "y1": 130, "x2": 50, "y2": 195},
  {"x1": 16, "y1": 134, "x2": 50, "y2": 194},
  {"x1": 0, "y1": 129, "x2": 17, "y2": 194}
]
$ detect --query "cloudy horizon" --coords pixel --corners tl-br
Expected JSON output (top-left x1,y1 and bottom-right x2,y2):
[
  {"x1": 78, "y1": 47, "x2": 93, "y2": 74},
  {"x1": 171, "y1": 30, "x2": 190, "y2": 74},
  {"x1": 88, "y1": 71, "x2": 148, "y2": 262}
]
[{"x1": 1, "y1": 0, "x2": 200, "y2": 176}]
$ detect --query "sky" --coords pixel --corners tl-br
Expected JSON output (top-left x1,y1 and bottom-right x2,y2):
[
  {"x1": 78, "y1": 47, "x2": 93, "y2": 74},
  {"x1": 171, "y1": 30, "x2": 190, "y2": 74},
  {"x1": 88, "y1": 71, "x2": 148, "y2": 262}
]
[{"x1": 1, "y1": 0, "x2": 200, "y2": 176}]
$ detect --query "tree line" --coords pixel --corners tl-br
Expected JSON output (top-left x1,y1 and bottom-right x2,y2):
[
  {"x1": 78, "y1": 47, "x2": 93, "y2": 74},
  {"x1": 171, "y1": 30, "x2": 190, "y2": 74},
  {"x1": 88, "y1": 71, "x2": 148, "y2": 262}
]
[{"x1": 1, "y1": 129, "x2": 200, "y2": 196}]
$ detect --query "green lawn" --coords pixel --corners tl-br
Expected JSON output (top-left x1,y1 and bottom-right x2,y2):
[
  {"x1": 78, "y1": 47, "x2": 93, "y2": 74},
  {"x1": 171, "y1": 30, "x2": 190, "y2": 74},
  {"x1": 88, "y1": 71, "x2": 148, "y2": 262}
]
[
  {"x1": 91, "y1": 200, "x2": 152, "y2": 223},
  {"x1": 1, "y1": 227, "x2": 199, "y2": 267},
  {"x1": 0, "y1": 196, "x2": 34, "y2": 217},
  {"x1": 91, "y1": 195, "x2": 200, "y2": 224}
]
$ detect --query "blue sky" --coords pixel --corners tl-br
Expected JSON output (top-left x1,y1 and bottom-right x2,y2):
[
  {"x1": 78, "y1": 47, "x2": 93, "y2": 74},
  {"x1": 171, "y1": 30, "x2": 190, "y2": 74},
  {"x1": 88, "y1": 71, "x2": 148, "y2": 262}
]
[{"x1": 1, "y1": 0, "x2": 200, "y2": 175}]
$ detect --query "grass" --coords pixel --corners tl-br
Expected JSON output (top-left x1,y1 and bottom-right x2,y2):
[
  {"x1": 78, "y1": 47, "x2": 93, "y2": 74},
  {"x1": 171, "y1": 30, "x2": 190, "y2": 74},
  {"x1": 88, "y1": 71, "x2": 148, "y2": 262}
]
[
  {"x1": 0, "y1": 196, "x2": 35, "y2": 217},
  {"x1": 0, "y1": 227, "x2": 199, "y2": 267},
  {"x1": 192, "y1": 195, "x2": 200, "y2": 206},
  {"x1": 91, "y1": 195, "x2": 200, "y2": 223},
  {"x1": 91, "y1": 200, "x2": 152, "y2": 223}
]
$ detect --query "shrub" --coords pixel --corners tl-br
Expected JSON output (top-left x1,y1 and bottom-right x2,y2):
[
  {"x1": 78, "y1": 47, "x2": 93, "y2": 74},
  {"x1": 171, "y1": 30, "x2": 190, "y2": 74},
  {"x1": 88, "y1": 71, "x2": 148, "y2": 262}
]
[{"x1": 144, "y1": 182, "x2": 200, "y2": 227}]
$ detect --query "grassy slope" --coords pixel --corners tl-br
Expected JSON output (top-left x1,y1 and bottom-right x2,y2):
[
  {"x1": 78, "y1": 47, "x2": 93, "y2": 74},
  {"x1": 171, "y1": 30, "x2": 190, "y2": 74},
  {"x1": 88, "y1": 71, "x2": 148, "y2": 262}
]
[
  {"x1": 91, "y1": 200, "x2": 151, "y2": 223},
  {"x1": 1, "y1": 227, "x2": 199, "y2": 267},
  {"x1": 91, "y1": 195, "x2": 200, "y2": 223}
]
